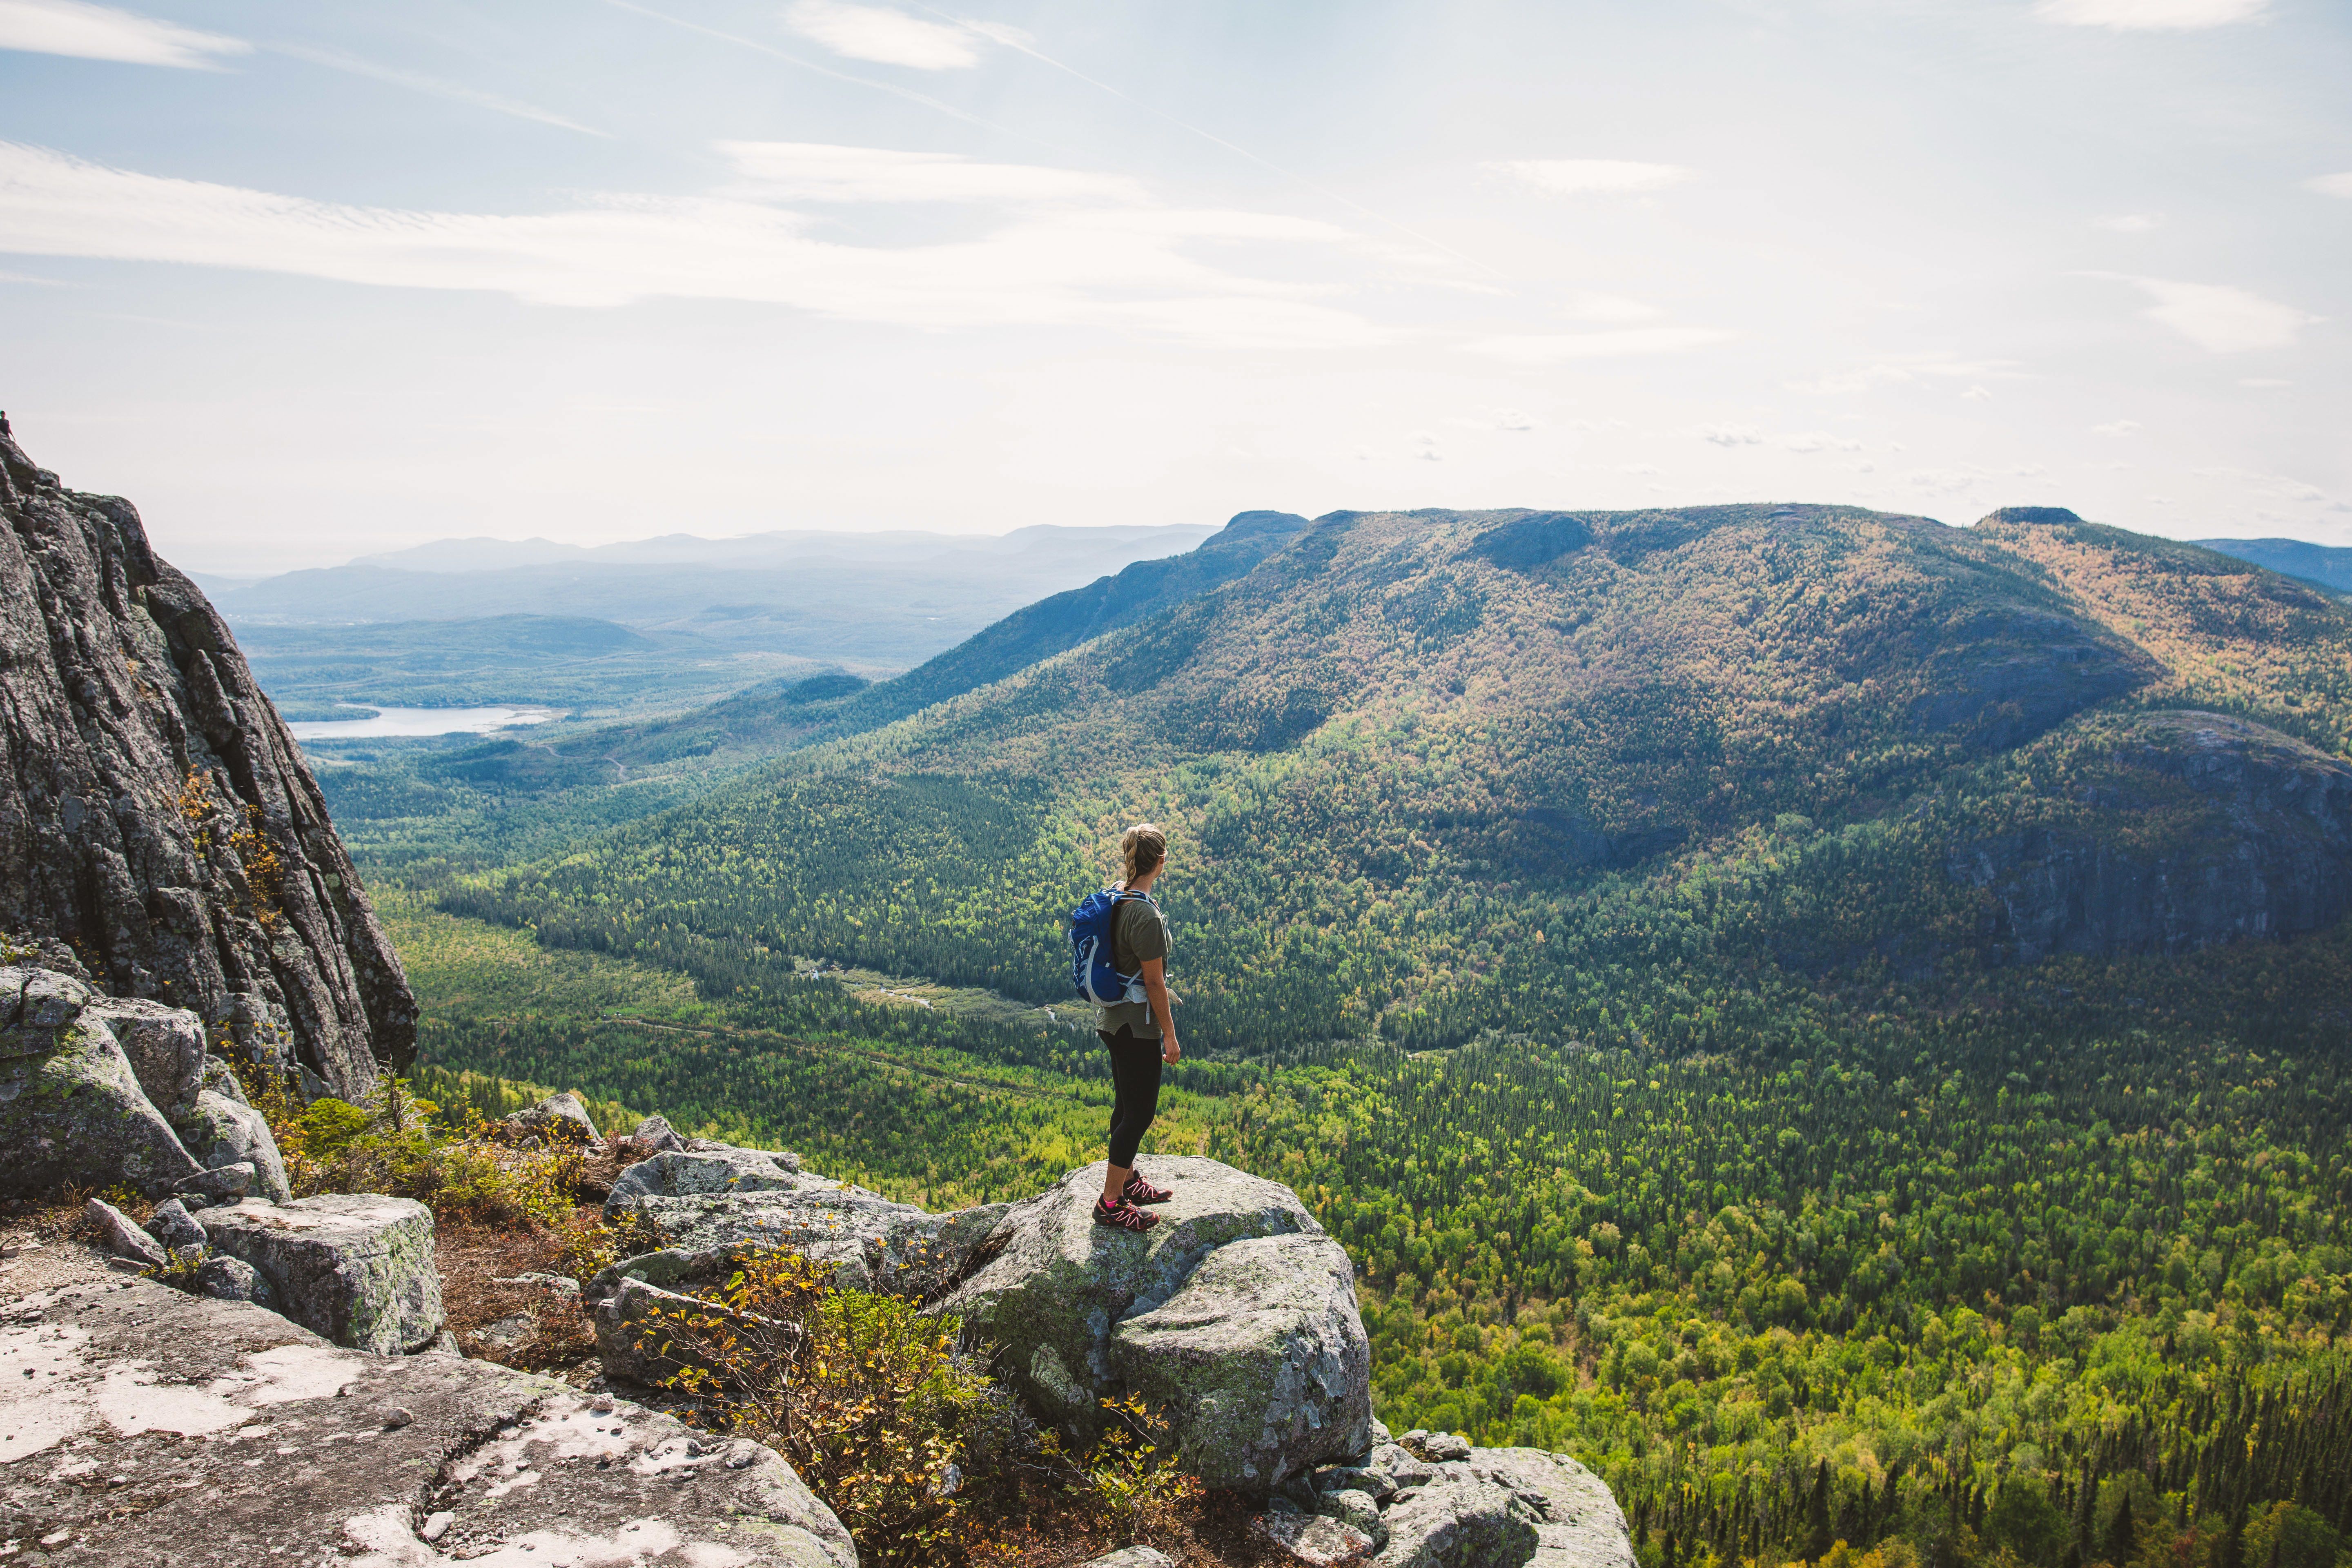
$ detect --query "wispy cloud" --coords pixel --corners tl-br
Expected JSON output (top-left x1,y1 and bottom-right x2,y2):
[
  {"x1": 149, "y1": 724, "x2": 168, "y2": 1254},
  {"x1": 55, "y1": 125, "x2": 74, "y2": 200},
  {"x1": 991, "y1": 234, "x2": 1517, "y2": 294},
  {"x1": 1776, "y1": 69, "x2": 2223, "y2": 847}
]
[
  {"x1": 1780, "y1": 431, "x2": 1864, "y2": 453},
  {"x1": 1464, "y1": 326, "x2": 1730, "y2": 363},
  {"x1": 0, "y1": 0, "x2": 245, "y2": 68},
  {"x1": 2307, "y1": 173, "x2": 2352, "y2": 199},
  {"x1": 1559, "y1": 291, "x2": 1665, "y2": 324},
  {"x1": 1786, "y1": 356, "x2": 2020, "y2": 395},
  {"x1": 1485, "y1": 160, "x2": 1694, "y2": 197},
  {"x1": 1699, "y1": 423, "x2": 1764, "y2": 447},
  {"x1": 2094, "y1": 213, "x2": 2162, "y2": 232},
  {"x1": 784, "y1": 0, "x2": 979, "y2": 69},
  {"x1": 720, "y1": 142, "x2": 1143, "y2": 204},
  {"x1": 0, "y1": 140, "x2": 1383, "y2": 347},
  {"x1": 2086, "y1": 274, "x2": 2320, "y2": 353},
  {"x1": 2092, "y1": 419, "x2": 2142, "y2": 435},
  {"x1": 269, "y1": 42, "x2": 608, "y2": 137},
  {"x1": 2035, "y1": 0, "x2": 2268, "y2": 29}
]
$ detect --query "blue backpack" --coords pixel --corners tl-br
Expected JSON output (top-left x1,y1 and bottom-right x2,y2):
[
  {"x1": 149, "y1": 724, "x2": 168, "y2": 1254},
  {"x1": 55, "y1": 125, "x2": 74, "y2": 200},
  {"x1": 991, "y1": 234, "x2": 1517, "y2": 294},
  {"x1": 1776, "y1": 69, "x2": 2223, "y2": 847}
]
[{"x1": 1070, "y1": 888, "x2": 1151, "y2": 1005}]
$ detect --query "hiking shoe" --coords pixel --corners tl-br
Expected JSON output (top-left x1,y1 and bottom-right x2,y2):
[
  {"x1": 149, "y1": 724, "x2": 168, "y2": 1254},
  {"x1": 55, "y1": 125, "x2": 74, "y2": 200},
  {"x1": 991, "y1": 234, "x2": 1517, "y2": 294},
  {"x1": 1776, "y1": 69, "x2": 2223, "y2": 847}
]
[
  {"x1": 1122, "y1": 1172, "x2": 1173, "y2": 1205},
  {"x1": 1094, "y1": 1196, "x2": 1159, "y2": 1232}
]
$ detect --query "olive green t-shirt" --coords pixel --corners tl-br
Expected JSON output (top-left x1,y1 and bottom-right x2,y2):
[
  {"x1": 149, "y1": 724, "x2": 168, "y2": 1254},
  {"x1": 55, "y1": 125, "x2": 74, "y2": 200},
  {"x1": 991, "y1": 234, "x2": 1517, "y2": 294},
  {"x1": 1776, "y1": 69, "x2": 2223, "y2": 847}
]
[{"x1": 1096, "y1": 892, "x2": 1170, "y2": 1039}]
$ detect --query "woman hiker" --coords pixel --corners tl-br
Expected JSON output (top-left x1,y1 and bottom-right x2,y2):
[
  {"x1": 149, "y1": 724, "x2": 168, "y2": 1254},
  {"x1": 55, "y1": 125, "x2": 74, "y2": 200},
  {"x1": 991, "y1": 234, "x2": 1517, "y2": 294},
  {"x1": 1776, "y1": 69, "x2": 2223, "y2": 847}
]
[{"x1": 1094, "y1": 823, "x2": 1181, "y2": 1232}]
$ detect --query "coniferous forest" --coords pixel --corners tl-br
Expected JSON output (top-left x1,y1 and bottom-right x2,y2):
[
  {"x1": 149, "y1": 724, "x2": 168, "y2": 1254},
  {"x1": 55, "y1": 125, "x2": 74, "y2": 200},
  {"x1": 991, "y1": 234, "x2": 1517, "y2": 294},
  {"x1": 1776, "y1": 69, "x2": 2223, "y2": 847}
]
[{"x1": 316, "y1": 503, "x2": 2352, "y2": 1568}]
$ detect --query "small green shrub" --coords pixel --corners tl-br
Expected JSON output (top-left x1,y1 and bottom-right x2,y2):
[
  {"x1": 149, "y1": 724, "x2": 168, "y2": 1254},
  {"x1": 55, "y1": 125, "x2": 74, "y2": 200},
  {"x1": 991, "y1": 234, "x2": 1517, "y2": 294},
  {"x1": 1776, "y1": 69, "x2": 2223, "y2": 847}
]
[
  {"x1": 257, "y1": 1071, "x2": 581, "y2": 1228},
  {"x1": 643, "y1": 1249, "x2": 1015, "y2": 1566}
]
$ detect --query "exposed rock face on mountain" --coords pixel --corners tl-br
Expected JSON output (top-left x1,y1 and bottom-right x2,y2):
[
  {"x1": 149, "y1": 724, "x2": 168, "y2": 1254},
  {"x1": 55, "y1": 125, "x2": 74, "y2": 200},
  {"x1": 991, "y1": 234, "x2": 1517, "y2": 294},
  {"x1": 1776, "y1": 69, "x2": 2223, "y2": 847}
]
[
  {"x1": 1948, "y1": 711, "x2": 2352, "y2": 961},
  {"x1": 0, "y1": 419, "x2": 412, "y2": 1095}
]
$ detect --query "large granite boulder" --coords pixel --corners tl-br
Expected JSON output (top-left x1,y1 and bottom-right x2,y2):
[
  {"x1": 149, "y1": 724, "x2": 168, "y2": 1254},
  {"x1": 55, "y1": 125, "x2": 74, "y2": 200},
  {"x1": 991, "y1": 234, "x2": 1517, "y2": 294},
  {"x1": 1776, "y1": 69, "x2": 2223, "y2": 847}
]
[
  {"x1": 0, "y1": 967, "x2": 291, "y2": 1200},
  {"x1": 0, "y1": 419, "x2": 416, "y2": 1098},
  {"x1": 0, "y1": 967, "x2": 204, "y2": 1196},
  {"x1": 1, "y1": 1270, "x2": 853, "y2": 1566},
  {"x1": 929, "y1": 1156, "x2": 1372, "y2": 1487},
  {"x1": 1111, "y1": 1230, "x2": 1372, "y2": 1491},
  {"x1": 198, "y1": 1193, "x2": 443, "y2": 1354},
  {"x1": 1466, "y1": 1448, "x2": 1637, "y2": 1568}
]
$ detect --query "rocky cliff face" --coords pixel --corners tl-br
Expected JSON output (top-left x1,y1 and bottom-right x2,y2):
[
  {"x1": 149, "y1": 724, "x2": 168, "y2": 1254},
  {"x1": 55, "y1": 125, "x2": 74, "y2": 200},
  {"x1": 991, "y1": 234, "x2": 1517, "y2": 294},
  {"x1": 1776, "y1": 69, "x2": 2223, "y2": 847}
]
[
  {"x1": 1948, "y1": 710, "x2": 2352, "y2": 962},
  {"x1": 0, "y1": 417, "x2": 412, "y2": 1096}
]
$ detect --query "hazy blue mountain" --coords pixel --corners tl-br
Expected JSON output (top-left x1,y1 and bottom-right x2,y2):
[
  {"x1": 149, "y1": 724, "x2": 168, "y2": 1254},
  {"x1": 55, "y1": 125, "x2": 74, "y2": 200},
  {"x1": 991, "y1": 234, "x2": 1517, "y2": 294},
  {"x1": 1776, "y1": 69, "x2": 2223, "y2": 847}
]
[
  {"x1": 414, "y1": 510, "x2": 1312, "y2": 781},
  {"x1": 2196, "y1": 536, "x2": 2352, "y2": 593},
  {"x1": 219, "y1": 522, "x2": 1221, "y2": 709}
]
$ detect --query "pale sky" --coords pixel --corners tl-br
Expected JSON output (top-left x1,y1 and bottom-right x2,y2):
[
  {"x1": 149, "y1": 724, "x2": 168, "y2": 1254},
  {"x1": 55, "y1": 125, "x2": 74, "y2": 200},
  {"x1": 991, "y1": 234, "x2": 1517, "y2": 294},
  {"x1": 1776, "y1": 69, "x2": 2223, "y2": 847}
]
[{"x1": 1, "y1": 0, "x2": 2345, "y2": 573}]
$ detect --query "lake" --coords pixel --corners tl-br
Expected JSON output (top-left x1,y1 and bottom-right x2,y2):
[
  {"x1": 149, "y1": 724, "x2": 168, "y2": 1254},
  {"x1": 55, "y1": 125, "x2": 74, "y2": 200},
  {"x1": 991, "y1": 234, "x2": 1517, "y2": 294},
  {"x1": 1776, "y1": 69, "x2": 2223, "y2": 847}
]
[{"x1": 287, "y1": 705, "x2": 560, "y2": 739}]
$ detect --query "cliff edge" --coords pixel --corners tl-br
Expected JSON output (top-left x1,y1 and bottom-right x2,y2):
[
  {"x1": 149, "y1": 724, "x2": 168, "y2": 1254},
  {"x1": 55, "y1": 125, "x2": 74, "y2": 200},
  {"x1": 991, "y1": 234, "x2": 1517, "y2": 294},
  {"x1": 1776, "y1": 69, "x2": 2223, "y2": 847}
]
[{"x1": 0, "y1": 416, "x2": 413, "y2": 1096}]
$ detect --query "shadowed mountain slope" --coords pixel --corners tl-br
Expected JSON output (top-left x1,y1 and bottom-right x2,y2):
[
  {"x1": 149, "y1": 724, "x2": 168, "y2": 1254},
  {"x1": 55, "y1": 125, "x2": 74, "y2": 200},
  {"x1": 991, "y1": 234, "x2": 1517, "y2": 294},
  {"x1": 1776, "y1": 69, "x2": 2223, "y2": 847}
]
[{"x1": 454, "y1": 501, "x2": 2352, "y2": 1060}]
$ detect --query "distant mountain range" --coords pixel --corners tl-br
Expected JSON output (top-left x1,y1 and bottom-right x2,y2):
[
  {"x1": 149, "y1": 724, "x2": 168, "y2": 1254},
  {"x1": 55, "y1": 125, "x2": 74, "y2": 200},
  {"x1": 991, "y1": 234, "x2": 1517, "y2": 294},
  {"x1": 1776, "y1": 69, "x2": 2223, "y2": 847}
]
[
  {"x1": 214, "y1": 521, "x2": 1221, "y2": 715},
  {"x1": 2196, "y1": 536, "x2": 2352, "y2": 593}
]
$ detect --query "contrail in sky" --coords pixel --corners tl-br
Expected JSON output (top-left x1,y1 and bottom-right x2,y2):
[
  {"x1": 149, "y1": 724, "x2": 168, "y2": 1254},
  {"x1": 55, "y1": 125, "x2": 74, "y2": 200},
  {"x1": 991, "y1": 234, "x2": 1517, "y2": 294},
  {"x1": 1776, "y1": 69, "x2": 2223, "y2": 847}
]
[{"x1": 604, "y1": 0, "x2": 1042, "y2": 146}]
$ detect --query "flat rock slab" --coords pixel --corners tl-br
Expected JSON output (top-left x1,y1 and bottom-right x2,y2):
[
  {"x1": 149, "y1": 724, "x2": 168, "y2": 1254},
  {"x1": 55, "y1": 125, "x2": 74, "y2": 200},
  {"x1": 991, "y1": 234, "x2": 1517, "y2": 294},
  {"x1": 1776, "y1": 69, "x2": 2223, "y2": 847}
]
[
  {"x1": 604, "y1": 1147, "x2": 807, "y2": 1211},
  {"x1": 0, "y1": 1274, "x2": 853, "y2": 1567},
  {"x1": 603, "y1": 1184, "x2": 1009, "y2": 1302},
  {"x1": 198, "y1": 1194, "x2": 443, "y2": 1355}
]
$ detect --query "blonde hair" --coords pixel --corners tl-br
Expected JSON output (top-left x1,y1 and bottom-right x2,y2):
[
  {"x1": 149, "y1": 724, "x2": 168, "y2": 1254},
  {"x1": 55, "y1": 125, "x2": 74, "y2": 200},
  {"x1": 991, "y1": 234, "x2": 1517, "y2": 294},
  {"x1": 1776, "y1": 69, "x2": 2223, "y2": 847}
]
[{"x1": 1120, "y1": 822, "x2": 1167, "y2": 885}]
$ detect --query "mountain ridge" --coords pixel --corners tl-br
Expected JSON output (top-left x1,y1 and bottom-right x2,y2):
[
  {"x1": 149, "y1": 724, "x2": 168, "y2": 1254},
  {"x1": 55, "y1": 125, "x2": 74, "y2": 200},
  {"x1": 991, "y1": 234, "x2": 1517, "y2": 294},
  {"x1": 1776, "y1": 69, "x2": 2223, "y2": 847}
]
[{"x1": 451, "y1": 497, "x2": 2352, "y2": 1062}]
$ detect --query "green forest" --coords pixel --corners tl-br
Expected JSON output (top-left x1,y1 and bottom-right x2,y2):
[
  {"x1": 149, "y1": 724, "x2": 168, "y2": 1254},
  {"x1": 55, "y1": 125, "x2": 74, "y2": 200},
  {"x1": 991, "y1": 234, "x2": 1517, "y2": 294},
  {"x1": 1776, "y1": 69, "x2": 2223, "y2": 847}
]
[{"x1": 316, "y1": 502, "x2": 2352, "y2": 1568}]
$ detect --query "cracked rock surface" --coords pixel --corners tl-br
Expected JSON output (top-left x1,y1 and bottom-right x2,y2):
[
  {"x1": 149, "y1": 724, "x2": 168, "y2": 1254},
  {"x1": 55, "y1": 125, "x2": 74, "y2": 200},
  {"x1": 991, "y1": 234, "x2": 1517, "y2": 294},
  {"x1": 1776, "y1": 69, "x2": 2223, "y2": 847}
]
[
  {"x1": 1305, "y1": 1436, "x2": 1637, "y2": 1568},
  {"x1": 0, "y1": 421, "x2": 414, "y2": 1098},
  {"x1": 0, "y1": 1270, "x2": 855, "y2": 1567}
]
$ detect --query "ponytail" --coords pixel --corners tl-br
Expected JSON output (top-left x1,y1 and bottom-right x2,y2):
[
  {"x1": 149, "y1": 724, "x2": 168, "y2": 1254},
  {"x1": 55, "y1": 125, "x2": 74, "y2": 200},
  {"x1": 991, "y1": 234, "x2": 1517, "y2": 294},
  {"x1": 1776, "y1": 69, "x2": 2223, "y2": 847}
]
[{"x1": 1120, "y1": 822, "x2": 1166, "y2": 886}]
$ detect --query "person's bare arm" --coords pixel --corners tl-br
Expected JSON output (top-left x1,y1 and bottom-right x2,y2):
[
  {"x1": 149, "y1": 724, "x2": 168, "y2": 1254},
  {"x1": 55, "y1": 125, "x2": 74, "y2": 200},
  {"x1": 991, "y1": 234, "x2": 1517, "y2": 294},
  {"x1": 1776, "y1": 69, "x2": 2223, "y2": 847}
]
[{"x1": 1141, "y1": 956, "x2": 1180, "y2": 1063}]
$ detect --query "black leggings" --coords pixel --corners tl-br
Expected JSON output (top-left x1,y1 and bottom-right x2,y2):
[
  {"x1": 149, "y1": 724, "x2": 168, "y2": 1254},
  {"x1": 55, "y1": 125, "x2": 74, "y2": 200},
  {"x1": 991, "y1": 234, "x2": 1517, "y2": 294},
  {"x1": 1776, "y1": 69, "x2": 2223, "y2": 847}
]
[{"x1": 1101, "y1": 1026, "x2": 1163, "y2": 1171}]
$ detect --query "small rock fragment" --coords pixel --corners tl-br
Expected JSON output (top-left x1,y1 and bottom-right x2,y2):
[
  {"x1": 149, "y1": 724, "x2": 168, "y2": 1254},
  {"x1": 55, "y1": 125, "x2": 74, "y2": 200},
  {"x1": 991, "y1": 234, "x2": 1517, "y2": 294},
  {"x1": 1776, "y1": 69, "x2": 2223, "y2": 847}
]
[
  {"x1": 420, "y1": 1511, "x2": 453, "y2": 1543},
  {"x1": 1318, "y1": 1487, "x2": 1386, "y2": 1548},
  {"x1": 84, "y1": 1197, "x2": 167, "y2": 1267},
  {"x1": 1256, "y1": 1510, "x2": 1373, "y2": 1566},
  {"x1": 194, "y1": 1254, "x2": 273, "y2": 1308},
  {"x1": 381, "y1": 1406, "x2": 413, "y2": 1430},
  {"x1": 632, "y1": 1114, "x2": 688, "y2": 1153},
  {"x1": 1421, "y1": 1430, "x2": 1472, "y2": 1461},
  {"x1": 175, "y1": 1162, "x2": 256, "y2": 1201},
  {"x1": 147, "y1": 1198, "x2": 208, "y2": 1253}
]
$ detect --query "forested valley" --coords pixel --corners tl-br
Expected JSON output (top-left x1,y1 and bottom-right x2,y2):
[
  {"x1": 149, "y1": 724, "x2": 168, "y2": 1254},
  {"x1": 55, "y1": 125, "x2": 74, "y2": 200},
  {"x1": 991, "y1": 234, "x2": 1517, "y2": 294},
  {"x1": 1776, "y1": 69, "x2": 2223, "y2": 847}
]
[{"x1": 318, "y1": 502, "x2": 2352, "y2": 1568}]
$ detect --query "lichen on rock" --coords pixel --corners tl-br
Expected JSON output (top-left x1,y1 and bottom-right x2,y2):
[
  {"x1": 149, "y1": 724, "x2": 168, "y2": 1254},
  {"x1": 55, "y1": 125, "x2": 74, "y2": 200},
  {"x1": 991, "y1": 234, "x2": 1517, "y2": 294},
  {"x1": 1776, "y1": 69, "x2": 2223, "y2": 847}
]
[{"x1": 0, "y1": 422, "x2": 415, "y2": 1098}]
